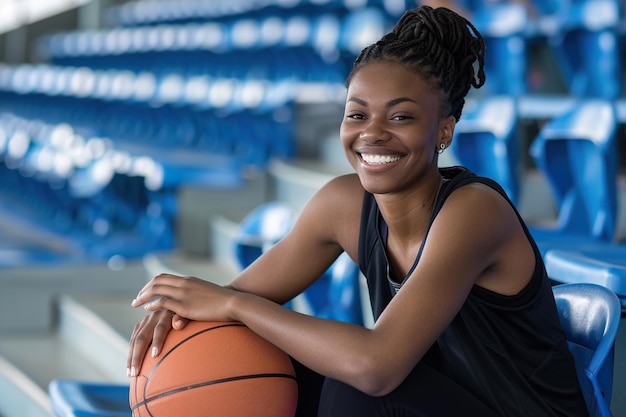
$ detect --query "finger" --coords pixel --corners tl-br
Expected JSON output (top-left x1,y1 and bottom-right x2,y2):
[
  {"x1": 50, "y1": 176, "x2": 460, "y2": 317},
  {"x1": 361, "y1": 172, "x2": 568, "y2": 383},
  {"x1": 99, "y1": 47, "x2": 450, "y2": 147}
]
[
  {"x1": 172, "y1": 314, "x2": 189, "y2": 330},
  {"x1": 128, "y1": 318, "x2": 155, "y2": 376},
  {"x1": 127, "y1": 318, "x2": 146, "y2": 376},
  {"x1": 132, "y1": 285, "x2": 179, "y2": 308},
  {"x1": 132, "y1": 275, "x2": 190, "y2": 307},
  {"x1": 142, "y1": 295, "x2": 185, "y2": 315},
  {"x1": 133, "y1": 274, "x2": 185, "y2": 303},
  {"x1": 151, "y1": 316, "x2": 179, "y2": 358}
]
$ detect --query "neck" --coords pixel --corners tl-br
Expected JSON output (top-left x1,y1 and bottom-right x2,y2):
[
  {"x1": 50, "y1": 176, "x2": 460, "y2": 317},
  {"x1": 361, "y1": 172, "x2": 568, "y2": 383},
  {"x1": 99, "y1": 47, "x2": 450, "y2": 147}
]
[{"x1": 376, "y1": 173, "x2": 443, "y2": 243}]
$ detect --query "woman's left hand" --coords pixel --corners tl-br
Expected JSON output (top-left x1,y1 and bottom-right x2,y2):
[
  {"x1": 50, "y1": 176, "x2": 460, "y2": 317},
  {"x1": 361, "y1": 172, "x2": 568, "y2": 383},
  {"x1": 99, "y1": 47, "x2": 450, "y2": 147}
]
[{"x1": 131, "y1": 274, "x2": 236, "y2": 322}]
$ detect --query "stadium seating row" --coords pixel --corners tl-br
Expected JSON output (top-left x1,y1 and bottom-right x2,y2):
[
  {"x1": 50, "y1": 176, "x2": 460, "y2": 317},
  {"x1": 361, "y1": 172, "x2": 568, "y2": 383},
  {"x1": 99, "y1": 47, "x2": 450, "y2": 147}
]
[
  {"x1": 0, "y1": 67, "x2": 297, "y2": 264},
  {"x1": 35, "y1": 8, "x2": 389, "y2": 86},
  {"x1": 103, "y1": 0, "x2": 413, "y2": 27},
  {"x1": 0, "y1": 111, "x2": 178, "y2": 264},
  {"x1": 37, "y1": 1, "x2": 625, "y2": 98},
  {"x1": 0, "y1": 0, "x2": 624, "y2": 272}
]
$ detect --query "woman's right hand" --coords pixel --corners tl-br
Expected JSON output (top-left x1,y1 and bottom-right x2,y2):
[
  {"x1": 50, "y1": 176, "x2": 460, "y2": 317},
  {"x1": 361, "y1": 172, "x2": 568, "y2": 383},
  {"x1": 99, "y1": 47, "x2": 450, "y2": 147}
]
[{"x1": 127, "y1": 309, "x2": 189, "y2": 377}]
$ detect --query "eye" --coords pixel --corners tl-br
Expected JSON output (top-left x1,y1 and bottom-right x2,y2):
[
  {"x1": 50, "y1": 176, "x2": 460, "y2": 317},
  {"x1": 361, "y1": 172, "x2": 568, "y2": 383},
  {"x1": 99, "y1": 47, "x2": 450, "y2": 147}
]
[
  {"x1": 346, "y1": 112, "x2": 366, "y2": 120},
  {"x1": 391, "y1": 114, "x2": 413, "y2": 121}
]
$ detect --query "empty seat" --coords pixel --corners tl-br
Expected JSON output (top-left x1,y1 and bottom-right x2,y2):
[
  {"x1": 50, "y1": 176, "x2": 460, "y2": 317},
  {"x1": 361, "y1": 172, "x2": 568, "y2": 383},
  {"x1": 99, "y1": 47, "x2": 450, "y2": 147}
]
[
  {"x1": 232, "y1": 202, "x2": 363, "y2": 324},
  {"x1": 528, "y1": 99, "x2": 619, "y2": 255},
  {"x1": 552, "y1": 283, "x2": 621, "y2": 416},
  {"x1": 450, "y1": 96, "x2": 520, "y2": 205},
  {"x1": 548, "y1": 0, "x2": 622, "y2": 98},
  {"x1": 546, "y1": 248, "x2": 626, "y2": 309}
]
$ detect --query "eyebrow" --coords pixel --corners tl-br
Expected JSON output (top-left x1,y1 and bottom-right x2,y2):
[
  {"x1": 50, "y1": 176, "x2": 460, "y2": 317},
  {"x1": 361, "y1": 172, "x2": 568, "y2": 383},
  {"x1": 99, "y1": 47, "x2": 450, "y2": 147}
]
[{"x1": 347, "y1": 97, "x2": 418, "y2": 107}]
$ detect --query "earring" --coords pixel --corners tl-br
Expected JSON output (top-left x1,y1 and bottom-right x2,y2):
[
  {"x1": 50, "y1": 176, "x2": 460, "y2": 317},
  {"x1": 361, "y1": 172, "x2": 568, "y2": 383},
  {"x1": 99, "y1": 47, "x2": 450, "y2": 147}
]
[{"x1": 437, "y1": 143, "x2": 446, "y2": 154}]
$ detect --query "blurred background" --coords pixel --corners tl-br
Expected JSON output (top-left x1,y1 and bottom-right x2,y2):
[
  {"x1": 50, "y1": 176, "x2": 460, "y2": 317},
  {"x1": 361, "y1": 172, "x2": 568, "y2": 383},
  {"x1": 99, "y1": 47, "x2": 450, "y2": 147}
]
[{"x1": 0, "y1": 0, "x2": 625, "y2": 416}]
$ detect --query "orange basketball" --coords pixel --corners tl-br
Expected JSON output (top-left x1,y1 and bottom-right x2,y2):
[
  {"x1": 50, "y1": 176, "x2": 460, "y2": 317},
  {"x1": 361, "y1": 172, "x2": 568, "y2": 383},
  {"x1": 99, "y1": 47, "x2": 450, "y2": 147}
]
[{"x1": 129, "y1": 321, "x2": 298, "y2": 417}]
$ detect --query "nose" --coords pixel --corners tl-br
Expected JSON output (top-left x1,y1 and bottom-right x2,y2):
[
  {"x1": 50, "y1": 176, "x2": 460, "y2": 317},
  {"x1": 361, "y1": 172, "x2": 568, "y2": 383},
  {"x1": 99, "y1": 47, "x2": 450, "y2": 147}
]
[{"x1": 359, "y1": 119, "x2": 391, "y2": 143}]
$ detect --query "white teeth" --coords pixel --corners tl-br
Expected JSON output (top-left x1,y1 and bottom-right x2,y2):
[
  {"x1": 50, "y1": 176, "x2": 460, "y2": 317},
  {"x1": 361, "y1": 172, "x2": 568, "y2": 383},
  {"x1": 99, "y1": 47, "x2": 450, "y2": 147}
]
[{"x1": 361, "y1": 154, "x2": 401, "y2": 165}]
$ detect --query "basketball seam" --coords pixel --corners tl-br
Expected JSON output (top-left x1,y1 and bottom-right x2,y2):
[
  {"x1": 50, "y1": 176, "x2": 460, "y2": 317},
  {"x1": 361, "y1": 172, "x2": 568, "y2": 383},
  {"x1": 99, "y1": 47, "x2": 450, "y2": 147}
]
[
  {"x1": 152, "y1": 323, "x2": 245, "y2": 370},
  {"x1": 131, "y1": 373, "x2": 297, "y2": 411}
]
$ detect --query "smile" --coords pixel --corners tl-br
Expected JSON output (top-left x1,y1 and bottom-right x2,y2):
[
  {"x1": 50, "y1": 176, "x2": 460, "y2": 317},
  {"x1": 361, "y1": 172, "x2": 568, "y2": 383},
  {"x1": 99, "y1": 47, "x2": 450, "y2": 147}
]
[{"x1": 360, "y1": 153, "x2": 402, "y2": 165}]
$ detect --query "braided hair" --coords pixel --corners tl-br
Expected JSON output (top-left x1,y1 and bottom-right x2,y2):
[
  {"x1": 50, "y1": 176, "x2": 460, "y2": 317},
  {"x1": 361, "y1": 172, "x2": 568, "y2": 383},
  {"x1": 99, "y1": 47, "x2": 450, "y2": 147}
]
[{"x1": 346, "y1": 6, "x2": 486, "y2": 122}]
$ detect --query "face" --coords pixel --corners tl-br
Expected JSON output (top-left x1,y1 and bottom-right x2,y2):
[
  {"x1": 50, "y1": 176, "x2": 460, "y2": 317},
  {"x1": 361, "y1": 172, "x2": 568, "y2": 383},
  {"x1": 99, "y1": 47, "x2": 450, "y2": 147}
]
[{"x1": 341, "y1": 61, "x2": 455, "y2": 195}]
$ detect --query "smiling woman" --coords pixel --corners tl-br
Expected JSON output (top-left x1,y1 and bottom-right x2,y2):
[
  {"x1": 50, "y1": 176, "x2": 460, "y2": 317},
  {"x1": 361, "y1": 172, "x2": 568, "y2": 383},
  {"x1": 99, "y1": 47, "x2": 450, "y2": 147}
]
[
  {"x1": 340, "y1": 61, "x2": 452, "y2": 197},
  {"x1": 129, "y1": 5, "x2": 590, "y2": 417}
]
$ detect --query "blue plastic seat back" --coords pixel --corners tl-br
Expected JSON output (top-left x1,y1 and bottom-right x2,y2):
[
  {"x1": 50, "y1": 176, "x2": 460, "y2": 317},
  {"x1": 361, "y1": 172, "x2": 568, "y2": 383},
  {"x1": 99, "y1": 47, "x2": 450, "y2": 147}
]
[
  {"x1": 451, "y1": 96, "x2": 520, "y2": 204},
  {"x1": 311, "y1": 251, "x2": 363, "y2": 325},
  {"x1": 232, "y1": 202, "x2": 294, "y2": 270},
  {"x1": 547, "y1": 0, "x2": 621, "y2": 98},
  {"x1": 552, "y1": 283, "x2": 621, "y2": 417},
  {"x1": 48, "y1": 380, "x2": 130, "y2": 417},
  {"x1": 469, "y1": 3, "x2": 528, "y2": 96},
  {"x1": 530, "y1": 100, "x2": 618, "y2": 240},
  {"x1": 545, "y1": 247, "x2": 626, "y2": 299},
  {"x1": 231, "y1": 202, "x2": 363, "y2": 324},
  {"x1": 529, "y1": 0, "x2": 565, "y2": 15},
  {"x1": 557, "y1": 28, "x2": 621, "y2": 99},
  {"x1": 338, "y1": 8, "x2": 390, "y2": 57}
]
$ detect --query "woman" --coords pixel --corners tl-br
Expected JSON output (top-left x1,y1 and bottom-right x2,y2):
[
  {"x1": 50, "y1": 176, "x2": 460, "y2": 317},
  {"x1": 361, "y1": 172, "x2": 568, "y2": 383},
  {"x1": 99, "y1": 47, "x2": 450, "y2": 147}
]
[{"x1": 129, "y1": 6, "x2": 588, "y2": 416}]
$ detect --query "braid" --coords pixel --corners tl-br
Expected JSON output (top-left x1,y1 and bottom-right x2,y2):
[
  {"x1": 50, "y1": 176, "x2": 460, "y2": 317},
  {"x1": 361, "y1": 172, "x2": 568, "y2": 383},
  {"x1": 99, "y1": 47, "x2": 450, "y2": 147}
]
[{"x1": 346, "y1": 6, "x2": 486, "y2": 122}]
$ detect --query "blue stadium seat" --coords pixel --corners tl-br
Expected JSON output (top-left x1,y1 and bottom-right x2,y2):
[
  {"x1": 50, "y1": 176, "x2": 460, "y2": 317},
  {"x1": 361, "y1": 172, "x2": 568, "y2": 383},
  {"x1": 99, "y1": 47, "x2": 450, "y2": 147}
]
[
  {"x1": 308, "y1": 251, "x2": 363, "y2": 325},
  {"x1": 49, "y1": 380, "x2": 130, "y2": 417},
  {"x1": 470, "y1": 2, "x2": 529, "y2": 96},
  {"x1": 0, "y1": 107, "x2": 182, "y2": 263},
  {"x1": 528, "y1": 99, "x2": 619, "y2": 255},
  {"x1": 552, "y1": 283, "x2": 621, "y2": 417},
  {"x1": 232, "y1": 201, "x2": 295, "y2": 270},
  {"x1": 547, "y1": 0, "x2": 622, "y2": 98},
  {"x1": 232, "y1": 202, "x2": 363, "y2": 324},
  {"x1": 450, "y1": 96, "x2": 520, "y2": 205},
  {"x1": 338, "y1": 7, "x2": 390, "y2": 57},
  {"x1": 546, "y1": 248, "x2": 626, "y2": 310}
]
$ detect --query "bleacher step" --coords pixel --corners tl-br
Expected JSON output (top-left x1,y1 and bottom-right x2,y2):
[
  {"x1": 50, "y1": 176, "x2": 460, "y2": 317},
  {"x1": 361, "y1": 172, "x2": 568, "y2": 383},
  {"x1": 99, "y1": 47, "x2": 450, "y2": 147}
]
[
  {"x1": 0, "y1": 331, "x2": 113, "y2": 417},
  {"x1": 55, "y1": 255, "x2": 238, "y2": 379},
  {"x1": 57, "y1": 294, "x2": 142, "y2": 383},
  {"x1": 0, "y1": 355, "x2": 54, "y2": 417},
  {"x1": 0, "y1": 251, "x2": 236, "y2": 417}
]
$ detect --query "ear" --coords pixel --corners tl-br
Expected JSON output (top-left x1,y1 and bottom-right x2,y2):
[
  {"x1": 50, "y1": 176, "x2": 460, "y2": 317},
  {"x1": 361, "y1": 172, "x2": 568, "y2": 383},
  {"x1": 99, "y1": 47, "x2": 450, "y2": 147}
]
[{"x1": 438, "y1": 115, "x2": 456, "y2": 149}]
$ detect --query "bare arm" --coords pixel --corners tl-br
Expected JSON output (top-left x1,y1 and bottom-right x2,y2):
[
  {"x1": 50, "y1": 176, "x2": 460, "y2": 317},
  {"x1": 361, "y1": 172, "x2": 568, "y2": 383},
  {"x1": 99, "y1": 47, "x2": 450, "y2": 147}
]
[
  {"x1": 225, "y1": 174, "x2": 363, "y2": 303},
  {"x1": 132, "y1": 182, "x2": 532, "y2": 395},
  {"x1": 128, "y1": 174, "x2": 362, "y2": 373}
]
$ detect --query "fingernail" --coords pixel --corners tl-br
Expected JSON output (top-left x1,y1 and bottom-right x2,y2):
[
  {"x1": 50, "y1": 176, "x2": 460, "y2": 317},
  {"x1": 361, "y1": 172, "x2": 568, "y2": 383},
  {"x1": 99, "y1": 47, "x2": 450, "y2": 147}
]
[
  {"x1": 131, "y1": 367, "x2": 137, "y2": 377},
  {"x1": 126, "y1": 368, "x2": 130, "y2": 377},
  {"x1": 151, "y1": 347, "x2": 158, "y2": 358},
  {"x1": 131, "y1": 298, "x2": 137, "y2": 306}
]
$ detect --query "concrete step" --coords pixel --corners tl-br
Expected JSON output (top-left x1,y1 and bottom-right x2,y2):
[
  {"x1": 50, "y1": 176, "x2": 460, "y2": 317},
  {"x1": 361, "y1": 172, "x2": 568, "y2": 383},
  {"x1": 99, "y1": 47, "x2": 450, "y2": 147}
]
[
  {"x1": 0, "y1": 354, "x2": 55, "y2": 417},
  {"x1": 53, "y1": 253, "x2": 237, "y2": 381},
  {"x1": 0, "y1": 259, "x2": 149, "y2": 334},
  {"x1": 0, "y1": 330, "x2": 112, "y2": 417},
  {"x1": 269, "y1": 158, "x2": 350, "y2": 212},
  {"x1": 0, "y1": 251, "x2": 236, "y2": 417}
]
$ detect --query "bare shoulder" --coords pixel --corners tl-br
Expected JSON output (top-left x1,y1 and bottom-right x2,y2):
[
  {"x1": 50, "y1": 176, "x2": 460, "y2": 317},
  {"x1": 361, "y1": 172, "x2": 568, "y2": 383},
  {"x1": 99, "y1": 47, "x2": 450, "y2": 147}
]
[
  {"x1": 435, "y1": 180, "x2": 534, "y2": 295},
  {"x1": 307, "y1": 173, "x2": 364, "y2": 211},
  {"x1": 443, "y1": 181, "x2": 514, "y2": 222},
  {"x1": 323, "y1": 173, "x2": 364, "y2": 195},
  {"x1": 295, "y1": 173, "x2": 364, "y2": 258}
]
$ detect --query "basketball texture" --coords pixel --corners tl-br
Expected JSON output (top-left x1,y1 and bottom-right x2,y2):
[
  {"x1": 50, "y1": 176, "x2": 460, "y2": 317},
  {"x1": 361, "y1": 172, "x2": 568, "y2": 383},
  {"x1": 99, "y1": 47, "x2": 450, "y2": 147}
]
[{"x1": 129, "y1": 321, "x2": 298, "y2": 417}]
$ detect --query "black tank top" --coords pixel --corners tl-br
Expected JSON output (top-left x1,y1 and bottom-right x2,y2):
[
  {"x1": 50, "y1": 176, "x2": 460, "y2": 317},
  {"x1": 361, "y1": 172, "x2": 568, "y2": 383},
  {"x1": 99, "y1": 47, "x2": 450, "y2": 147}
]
[{"x1": 358, "y1": 166, "x2": 588, "y2": 416}]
